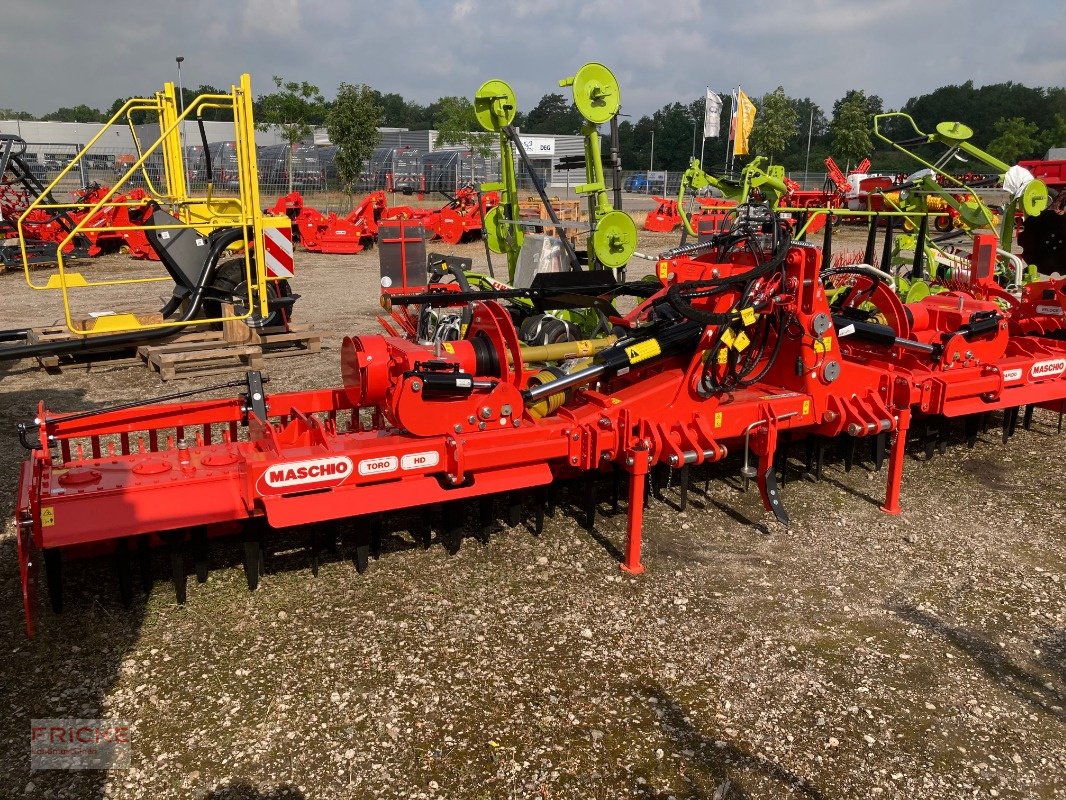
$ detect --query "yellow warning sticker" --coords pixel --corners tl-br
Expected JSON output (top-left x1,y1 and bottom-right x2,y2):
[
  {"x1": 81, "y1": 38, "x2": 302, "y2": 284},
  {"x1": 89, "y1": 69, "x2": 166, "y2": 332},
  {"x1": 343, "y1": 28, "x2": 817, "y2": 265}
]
[
  {"x1": 802, "y1": 400, "x2": 810, "y2": 417},
  {"x1": 657, "y1": 260, "x2": 669, "y2": 281},
  {"x1": 740, "y1": 307, "x2": 756, "y2": 326},
  {"x1": 442, "y1": 342, "x2": 455, "y2": 354},
  {"x1": 717, "y1": 348, "x2": 729, "y2": 364},
  {"x1": 734, "y1": 331, "x2": 751, "y2": 352},
  {"x1": 714, "y1": 411, "x2": 723, "y2": 428},
  {"x1": 41, "y1": 507, "x2": 55, "y2": 527},
  {"x1": 575, "y1": 340, "x2": 593, "y2": 356},
  {"x1": 626, "y1": 339, "x2": 662, "y2": 364},
  {"x1": 720, "y1": 328, "x2": 736, "y2": 348}
]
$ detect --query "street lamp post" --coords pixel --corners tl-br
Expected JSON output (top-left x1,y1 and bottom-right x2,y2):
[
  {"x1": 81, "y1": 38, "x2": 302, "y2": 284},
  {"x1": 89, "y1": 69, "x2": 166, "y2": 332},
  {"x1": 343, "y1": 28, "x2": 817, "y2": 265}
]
[{"x1": 175, "y1": 56, "x2": 186, "y2": 154}]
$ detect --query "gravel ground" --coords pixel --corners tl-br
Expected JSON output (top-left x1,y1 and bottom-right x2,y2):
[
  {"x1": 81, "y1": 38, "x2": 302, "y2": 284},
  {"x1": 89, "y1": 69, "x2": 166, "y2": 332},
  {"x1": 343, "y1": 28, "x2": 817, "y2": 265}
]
[{"x1": 0, "y1": 204, "x2": 1063, "y2": 799}]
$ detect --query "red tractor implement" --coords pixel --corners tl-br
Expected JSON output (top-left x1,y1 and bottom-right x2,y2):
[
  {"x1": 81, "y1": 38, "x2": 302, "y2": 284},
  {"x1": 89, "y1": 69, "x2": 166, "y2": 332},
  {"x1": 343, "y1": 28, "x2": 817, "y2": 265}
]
[
  {"x1": 293, "y1": 191, "x2": 389, "y2": 254},
  {"x1": 13, "y1": 206, "x2": 1066, "y2": 636},
  {"x1": 644, "y1": 197, "x2": 683, "y2": 232}
]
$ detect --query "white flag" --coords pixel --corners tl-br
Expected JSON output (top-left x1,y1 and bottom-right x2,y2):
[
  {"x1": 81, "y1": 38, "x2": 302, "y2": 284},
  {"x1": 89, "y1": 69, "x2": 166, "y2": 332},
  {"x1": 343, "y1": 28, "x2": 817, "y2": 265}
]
[{"x1": 703, "y1": 89, "x2": 723, "y2": 138}]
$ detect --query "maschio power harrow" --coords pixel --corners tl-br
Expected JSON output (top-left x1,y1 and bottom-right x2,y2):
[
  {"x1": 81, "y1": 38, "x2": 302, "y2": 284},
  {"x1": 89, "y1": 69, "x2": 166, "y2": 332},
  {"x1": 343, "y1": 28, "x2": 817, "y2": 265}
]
[{"x1": 14, "y1": 204, "x2": 1066, "y2": 636}]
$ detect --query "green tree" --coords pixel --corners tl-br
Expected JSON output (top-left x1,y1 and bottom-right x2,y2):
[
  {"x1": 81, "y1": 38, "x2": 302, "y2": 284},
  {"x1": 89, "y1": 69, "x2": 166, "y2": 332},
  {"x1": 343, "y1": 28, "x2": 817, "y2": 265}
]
[
  {"x1": 523, "y1": 93, "x2": 583, "y2": 135},
  {"x1": 0, "y1": 108, "x2": 35, "y2": 121},
  {"x1": 987, "y1": 116, "x2": 1044, "y2": 163},
  {"x1": 1042, "y1": 114, "x2": 1066, "y2": 153},
  {"x1": 326, "y1": 83, "x2": 382, "y2": 194},
  {"x1": 433, "y1": 96, "x2": 496, "y2": 188},
  {"x1": 830, "y1": 91, "x2": 873, "y2": 167},
  {"x1": 256, "y1": 76, "x2": 326, "y2": 192},
  {"x1": 749, "y1": 86, "x2": 799, "y2": 163},
  {"x1": 41, "y1": 104, "x2": 105, "y2": 123}
]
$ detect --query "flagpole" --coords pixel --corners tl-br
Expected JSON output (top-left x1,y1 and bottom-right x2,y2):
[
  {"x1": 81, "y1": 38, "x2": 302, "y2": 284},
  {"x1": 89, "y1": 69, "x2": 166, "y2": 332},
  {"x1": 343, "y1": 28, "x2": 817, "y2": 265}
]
[
  {"x1": 728, "y1": 88, "x2": 738, "y2": 174},
  {"x1": 699, "y1": 86, "x2": 708, "y2": 167},
  {"x1": 803, "y1": 108, "x2": 814, "y2": 189}
]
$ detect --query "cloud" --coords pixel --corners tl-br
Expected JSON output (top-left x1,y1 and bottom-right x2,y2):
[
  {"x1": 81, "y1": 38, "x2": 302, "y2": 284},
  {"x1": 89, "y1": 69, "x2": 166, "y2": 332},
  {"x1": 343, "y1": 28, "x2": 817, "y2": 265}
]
[{"x1": 0, "y1": 0, "x2": 1062, "y2": 125}]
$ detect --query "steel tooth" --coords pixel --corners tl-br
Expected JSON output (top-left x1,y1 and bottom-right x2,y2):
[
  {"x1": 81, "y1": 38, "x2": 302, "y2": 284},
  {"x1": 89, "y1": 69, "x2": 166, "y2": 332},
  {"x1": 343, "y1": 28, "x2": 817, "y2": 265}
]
[
  {"x1": 44, "y1": 548, "x2": 63, "y2": 614},
  {"x1": 759, "y1": 466, "x2": 790, "y2": 526},
  {"x1": 965, "y1": 415, "x2": 980, "y2": 449},
  {"x1": 442, "y1": 503, "x2": 462, "y2": 555},
  {"x1": 193, "y1": 526, "x2": 209, "y2": 584},
  {"x1": 418, "y1": 507, "x2": 433, "y2": 549},
  {"x1": 534, "y1": 486, "x2": 546, "y2": 536},
  {"x1": 243, "y1": 539, "x2": 262, "y2": 590},
  {"x1": 170, "y1": 543, "x2": 187, "y2": 605},
  {"x1": 873, "y1": 432, "x2": 887, "y2": 472},
  {"x1": 545, "y1": 483, "x2": 557, "y2": 518},
  {"x1": 843, "y1": 437, "x2": 857, "y2": 473},
  {"x1": 778, "y1": 435, "x2": 791, "y2": 486},
  {"x1": 814, "y1": 439, "x2": 826, "y2": 481},
  {"x1": 1022, "y1": 405, "x2": 1035, "y2": 431},
  {"x1": 981, "y1": 412, "x2": 991, "y2": 434},
  {"x1": 678, "y1": 465, "x2": 690, "y2": 512},
  {"x1": 507, "y1": 498, "x2": 523, "y2": 528},
  {"x1": 138, "y1": 535, "x2": 153, "y2": 596},
  {"x1": 477, "y1": 498, "x2": 493, "y2": 544},
  {"x1": 937, "y1": 421, "x2": 950, "y2": 454},
  {"x1": 923, "y1": 421, "x2": 937, "y2": 460},
  {"x1": 1003, "y1": 407, "x2": 1019, "y2": 443},
  {"x1": 115, "y1": 539, "x2": 133, "y2": 608},
  {"x1": 371, "y1": 516, "x2": 384, "y2": 559},
  {"x1": 352, "y1": 528, "x2": 371, "y2": 574},
  {"x1": 583, "y1": 473, "x2": 598, "y2": 531},
  {"x1": 310, "y1": 525, "x2": 321, "y2": 578}
]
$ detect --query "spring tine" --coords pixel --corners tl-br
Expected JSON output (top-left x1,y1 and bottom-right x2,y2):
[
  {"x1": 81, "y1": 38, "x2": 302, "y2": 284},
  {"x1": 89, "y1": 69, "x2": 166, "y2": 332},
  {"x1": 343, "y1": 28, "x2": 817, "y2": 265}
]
[
  {"x1": 193, "y1": 526, "x2": 209, "y2": 584},
  {"x1": 115, "y1": 538, "x2": 133, "y2": 608},
  {"x1": 44, "y1": 548, "x2": 63, "y2": 614},
  {"x1": 136, "y1": 535, "x2": 153, "y2": 595},
  {"x1": 370, "y1": 516, "x2": 384, "y2": 559},
  {"x1": 1022, "y1": 405, "x2": 1034, "y2": 431}
]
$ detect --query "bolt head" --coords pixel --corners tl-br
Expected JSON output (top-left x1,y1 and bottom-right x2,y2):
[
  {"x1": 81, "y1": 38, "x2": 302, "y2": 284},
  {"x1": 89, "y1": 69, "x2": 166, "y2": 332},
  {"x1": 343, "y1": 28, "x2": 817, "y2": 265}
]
[
  {"x1": 454, "y1": 424, "x2": 462, "y2": 433},
  {"x1": 411, "y1": 381, "x2": 422, "y2": 392}
]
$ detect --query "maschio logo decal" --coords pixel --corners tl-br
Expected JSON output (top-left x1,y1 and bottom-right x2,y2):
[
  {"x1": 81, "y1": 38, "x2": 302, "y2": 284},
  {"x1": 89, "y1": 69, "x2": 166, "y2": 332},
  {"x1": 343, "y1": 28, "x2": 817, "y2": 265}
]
[
  {"x1": 1029, "y1": 358, "x2": 1066, "y2": 381},
  {"x1": 259, "y1": 456, "x2": 353, "y2": 493}
]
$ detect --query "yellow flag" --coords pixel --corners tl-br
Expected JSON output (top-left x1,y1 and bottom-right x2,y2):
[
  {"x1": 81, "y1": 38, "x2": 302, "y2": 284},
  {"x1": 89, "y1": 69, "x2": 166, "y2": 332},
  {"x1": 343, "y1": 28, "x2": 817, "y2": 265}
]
[{"x1": 733, "y1": 90, "x2": 757, "y2": 156}]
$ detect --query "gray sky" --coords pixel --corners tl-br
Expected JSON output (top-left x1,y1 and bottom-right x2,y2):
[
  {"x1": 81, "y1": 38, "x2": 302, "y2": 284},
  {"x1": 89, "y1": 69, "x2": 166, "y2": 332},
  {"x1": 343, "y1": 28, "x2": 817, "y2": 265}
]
[{"x1": 2, "y1": 0, "x2": 1063, "y2": 120}]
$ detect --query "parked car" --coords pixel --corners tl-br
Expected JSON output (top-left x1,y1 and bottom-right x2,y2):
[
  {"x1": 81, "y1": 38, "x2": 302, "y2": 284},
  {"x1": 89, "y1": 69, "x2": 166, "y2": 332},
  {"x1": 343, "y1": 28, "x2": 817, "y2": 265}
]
[{"x1": 624, "y1": 172, "x2": 666, "y2": 194}]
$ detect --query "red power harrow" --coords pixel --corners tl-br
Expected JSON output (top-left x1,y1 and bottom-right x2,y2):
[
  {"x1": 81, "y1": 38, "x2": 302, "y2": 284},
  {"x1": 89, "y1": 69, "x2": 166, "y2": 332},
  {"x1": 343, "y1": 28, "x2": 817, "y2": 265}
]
[
  {"x1": 386, "y1": 185, "x2": 499, "y2": 245},
  {"x1": 14, "y1": 209, "x2": 1066, "y2": 636}
]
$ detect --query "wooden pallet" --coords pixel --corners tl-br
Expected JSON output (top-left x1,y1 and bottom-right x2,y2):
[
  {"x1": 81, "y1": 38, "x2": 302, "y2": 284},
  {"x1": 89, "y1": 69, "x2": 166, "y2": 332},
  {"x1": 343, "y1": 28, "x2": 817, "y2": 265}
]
[
  {"x1": 138, "y1": 322, "x2": 320, "y2": 380},
  {"x1": 517, "y1": 197, "x2": 585, "y2": 242},
  {"x1": 26, "y1": 313, "x2": 172, "y2": 371}
]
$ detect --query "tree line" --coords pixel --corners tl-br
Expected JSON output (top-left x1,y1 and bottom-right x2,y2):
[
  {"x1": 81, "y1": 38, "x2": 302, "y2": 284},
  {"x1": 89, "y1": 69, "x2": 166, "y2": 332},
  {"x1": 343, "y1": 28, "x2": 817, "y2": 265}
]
[{"x1": 6, "y1": 78, "x2": 1064, "y2": 182}]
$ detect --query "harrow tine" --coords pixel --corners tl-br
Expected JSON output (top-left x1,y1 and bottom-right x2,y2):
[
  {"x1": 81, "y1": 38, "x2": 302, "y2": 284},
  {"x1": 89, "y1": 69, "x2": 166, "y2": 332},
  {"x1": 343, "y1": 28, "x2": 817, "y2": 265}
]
[
  {"x1": 442, "y1": 503, "x2": 462, "y2": 555},
  {"x1": 507, "y1": 497, "x2": 523, "y2": 528},
  {"x1": 1022, "y1": 405, "x2": 1034, "y2": 431},
  {"x1": 583, "y1": 473, "x2": 598, "y2": 531},
  {"x1": 371, "y1": 516, "x2": 384, "y2": 559},
  {"x1": 814, "y1": 438, "x2": 826, "y2": 481},
  {"x1": 873, "y1": 433, "x2": 887, "y2": 471},
  {"x1": 44, "y1": 548, "x2": 63, "y2": 614},
  {"x1": 533, "y1": 486, "x2": 546, "y2": 536},
  {"x1": 1002, "y1": 407, "x2": 1019, "y2": 443},
  {"x1": 193, "y1": 526, "x2": 209, "y2": 584},
  {"x1": 169, "y1": 538, "x2": 187, "y2": 605},
  {"x1": 243, "y1": 531, "x2": 264, "y2": 591},
  {"x1": 923, "y1": 421, "x2": 937, "y2": 460},
  {"x1": 115, "y1": 539, "x2": 133, "y2": 608},
  {"x1": 137, "y1": 535, "x2": 153, "y2": 596},
  {"x1": 965, "y1": 415, "x2": 980, "y2": 448},
  {"x1": 937, "y1": 421, "x2": 950, "y2": 454},
  {"x1": 310, "y1": 525, "x2": 321, "y2": 577},
  {"x1": 351, "y1": 527, "x2": 371, "y2": 573},
  {"x1": 477, "y1": 498, "x2": 493, "y2": 543},
  {"x1": 843, "y1": 437, "x2": 856, "y2": 473},
  {"x1": 678, "y1": 465, "x2": 690, "y2": 512},
  {"x1": 418, "y1": 507, "x2": 433, "y2": 549}
]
